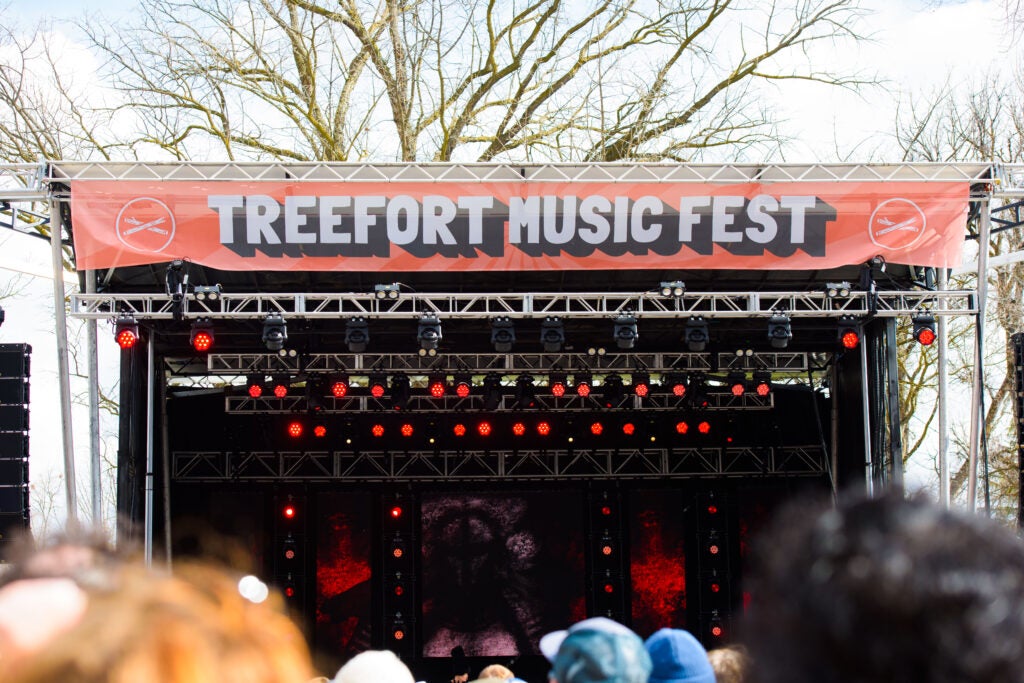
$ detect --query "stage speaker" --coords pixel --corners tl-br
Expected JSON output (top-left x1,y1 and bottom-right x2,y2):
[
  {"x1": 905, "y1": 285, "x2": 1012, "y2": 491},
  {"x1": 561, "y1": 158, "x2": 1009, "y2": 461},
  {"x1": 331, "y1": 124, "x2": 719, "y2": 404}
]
[
  {"x1": 695, "y1": 490, "x2": 731, "y2": 647},
  {"x1": 588, "y1": 487, "x2": 626, "y2": 620},
  {"x1": 272, "y1": 490, "x2": 306, "y2": 611},
  {"x1": 381, "y1": 492, "x2": 416, "y2": 655},
  {"x1": 0, "y1": 344, "x2": 30, "y2": 556}
]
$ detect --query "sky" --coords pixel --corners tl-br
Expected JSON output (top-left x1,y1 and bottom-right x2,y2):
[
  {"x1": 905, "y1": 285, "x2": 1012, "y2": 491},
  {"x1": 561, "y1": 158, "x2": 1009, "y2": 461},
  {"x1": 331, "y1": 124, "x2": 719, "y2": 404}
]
[{"x1": 0, "y1": 0, "x2": 1016, "y2": 531}]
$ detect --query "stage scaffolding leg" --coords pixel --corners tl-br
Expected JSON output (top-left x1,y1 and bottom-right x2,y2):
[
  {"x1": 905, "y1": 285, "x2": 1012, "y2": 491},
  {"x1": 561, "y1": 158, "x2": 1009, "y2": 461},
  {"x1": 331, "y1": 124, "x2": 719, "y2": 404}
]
[
  {"x1": 144, "y1": 335, "x2": 155, "y2": 567},
  {"x1": 49, "y1": 198, "x2": 78, "y2": 527},
  {"x1": 860, "y1": 330, "x2": 873, "y2": 496},
  {"x1": 938, "y1": 268, "x2": 950, "y2": 508},
  {"x1": 85, "y1": 271, "x2": 102, "y2": 527},
  {"x1": 968, "y1": 198, "x2": 991, "y2": 513}
]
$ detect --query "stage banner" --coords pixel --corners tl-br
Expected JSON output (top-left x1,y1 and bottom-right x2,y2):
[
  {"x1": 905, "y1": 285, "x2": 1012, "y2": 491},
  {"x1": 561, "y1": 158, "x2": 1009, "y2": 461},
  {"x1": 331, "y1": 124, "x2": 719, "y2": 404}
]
[{"x1": 69, "y1": 180, "x2": 969, "y2": 271}]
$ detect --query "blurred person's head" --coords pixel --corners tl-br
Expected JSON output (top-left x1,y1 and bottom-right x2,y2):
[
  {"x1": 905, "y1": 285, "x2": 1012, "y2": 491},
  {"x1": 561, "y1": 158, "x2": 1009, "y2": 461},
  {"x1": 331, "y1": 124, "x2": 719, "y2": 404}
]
[
  {"x1": 477, "y1": 663, "x2": 514, "y2": 680},
  {"x1": 706, "y1": 645, "x2": 749, "y2": 683},
  {"x1": 645, "y1": 628, "x2": 715, "y2": 683},
  {"x1": 332, "y1": 649, "x2": 413, "y2": 683},
  {"x1": 746, "y1": 490, "x2": 1024, "y2": 683},
  {"x1": 7, "y1": 561, "x2": 313, "y2": 683},
  {"x1": 542, "y1": 616, "x2": 651, "y2": 683}
]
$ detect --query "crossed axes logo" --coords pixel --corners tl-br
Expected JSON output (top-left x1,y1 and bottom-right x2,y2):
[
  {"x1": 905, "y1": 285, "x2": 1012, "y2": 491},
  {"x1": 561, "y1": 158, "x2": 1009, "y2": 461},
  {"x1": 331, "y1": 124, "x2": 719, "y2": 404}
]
[
  {"x1": 868, "y1": 198, "x2": 927, "y2": 251},
  {"x1": 115, "y1": 197, "x2": 176, "y2": 253}
]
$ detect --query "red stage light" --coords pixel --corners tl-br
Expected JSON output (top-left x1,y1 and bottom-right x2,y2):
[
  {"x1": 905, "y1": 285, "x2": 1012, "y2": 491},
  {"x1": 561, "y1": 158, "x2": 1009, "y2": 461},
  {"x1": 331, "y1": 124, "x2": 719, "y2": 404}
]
[
  {"x1": 429, "y1": 377, "x2": 446, "y2": 397},
  {"x1": 284, "y1": 547, "x2": 296, "y2": 560},
  {"x1": 634, "y1": 382, "x2": 649, "y2": 398},
  {"x1": 372, "y1": 424, "x2": 385, "y2": 437},
  {"x1": 116, "y1": 328, "x2": 138, "y2": 349},
  {"x1": 400, "y1": 423, "x2": 413, "y2": 437},
  {"x1": 284, "y1": 585, "x2": 296, "y2": 598},
  {"x1": 676, "y1": 421, "x2": 689, "y2": 434},
  {"x1": 391, "y1": 506, "x2": 403, "y2": 519},
  {"x1": 331, "y1": 380, "x2": 348, "y2": 398},
  {"x1": 672, "y1": 382, "x2": 686, "y2": 397},
  {"x1": 710, "y1": 582, "x2": 721, "y2": 593},
  {"x1": 710, "y1": 625, "x2": 723, "y2": 638},
  {"x1": 282, "y1": 504, "x2": 296, "y2": 519},
  {"x1": 512, "y1": 422, "x2": 526, "y2": 436},
  {"x1": 755, "y1": 380, "x2": 771, "y2": 396},
  {"x1": 708, "y1": 543, "x2": 720, "y2": 555},
  {"x1": 591, "y1": 422, "x2": 604, "y2": 436},
  {"x1": 841, "y1": 329, "x2": 860, "y2": 349},
  {"x1": 537, "y1": 421, "x2": 551, "y2": 436},
  {"x1": 287, "y1": 422, "x2": 302, "y2": 438},
  {"x1": 622, "y1": 422, "x2": 635, "y2": 435},
  {"x1": 191, "y1": 330, "x2": 213, "y2": 352},
  {"x1": 576, "y1": 382, "x2": 591, "y2": 398},
  {"x1": 273, "y1": 383, "x2": 288, "y2": 398},
  {"x1": 698, "y1": 421, "x2": 711, "y2": 434},
  {"x1": 603, "y1": 583, "x2": 615, "y2": 594},
  {"x1": 478, "y1": 421, "x2": 492, "y2": 436},
  {"x1": 393, "y1": 629, "x2": 405, "y2": 640},
  {"x1": 313, "y1": 425, "x2": 327, "y2": 438},
  {"x1": 455, "y1": 382, "x2": 471, "y2": 398},
  {"x1": 601, "y1": 505, "x2": 612, "y2": 516},
  {"x1": 707, "y1": 504, "x2": 719, "y2": 515},
  {"x1": 394, "y1": 585, "x2": 404, "y2": 596},
  {"x1": 731, "y1": 383, "x2": 744, "y2": 397},
  {"x1": 453, "y1": 423, "x2": 467, "y2": 437},
  {"x1": 551, "y1": 382, "x2": 566, "y2": 397},
  {"x1": 371, "y1": 383, "x2": 386, "y2": 398},
  {"x1": 601, "y1": 544, "x2": 613, "y2": 556},
  {"x1": 248, "y1": 384, "x2": 263, "y2": 398},
  {"x1": 917, "y1": 327, "x2": 936, "y2": 345},
  {"x1": 392, "y1": 547, "x2": 403, "y2": 559}
]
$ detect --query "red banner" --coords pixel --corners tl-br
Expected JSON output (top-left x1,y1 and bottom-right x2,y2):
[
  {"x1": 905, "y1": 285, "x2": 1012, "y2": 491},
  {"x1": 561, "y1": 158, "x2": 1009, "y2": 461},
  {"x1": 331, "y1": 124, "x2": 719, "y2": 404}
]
[{"x1": 69, "y1": 180, "x2": 969, "y2": 271}]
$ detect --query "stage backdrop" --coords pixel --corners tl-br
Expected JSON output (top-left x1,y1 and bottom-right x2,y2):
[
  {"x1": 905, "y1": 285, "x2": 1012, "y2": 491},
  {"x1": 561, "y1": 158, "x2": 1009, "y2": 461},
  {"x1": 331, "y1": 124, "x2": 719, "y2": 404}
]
[{"x1": 70, "y1": 180, "x2": 969, "y2": 271}]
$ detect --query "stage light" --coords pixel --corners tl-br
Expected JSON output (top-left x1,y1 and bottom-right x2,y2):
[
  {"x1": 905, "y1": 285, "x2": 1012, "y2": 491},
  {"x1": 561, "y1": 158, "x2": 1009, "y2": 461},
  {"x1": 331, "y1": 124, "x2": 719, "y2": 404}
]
[
  {"x1": 328, "y1": 373, "x2": 349, "y2": 398},
  {"x1": 698, "y1": 420, "x2": 711, "y2": 434},
  {"x1": 477, "y1": 420, "x2": 492, "y2": 436},
  {"x1": 622, "y1": 422, "x2": 636, "y2": 436},
  {"x1": 753, "y1": 370, "x2": 772, "y2": 396},
  {"x1": 685, "y1": 316, "x2": 709, "y2": 352},
  {"x1": 537, "y1": 421, "x2": 551, "y2": 436},
  {"x1": 591, "y1": 421, "x2": 604, "y2": 436},
  {"x1": 727, "y1": 371, "x2": 747, "y2": 397},
  {"x1": 632, "y1": 371, "x2": 650, "y2": 398},
  {"x1": 390, "y1": 375, "x2": 411, "y2": 410},
  {"x1": 345, "y1": 317, "x2": 369, "y2": 353},
  {"x1": 428, "y1": 373, "x2": 447, "y2": 398},
  {"x1": 453, "y1": 423, "x2": 467, "y2": 437},
  {"x1": 613, "y1": 314, "x2": 638, "y2": 350},
  {"x1": 314, "y1": 424, "x2": 327, "y2": 438},
  {"x1": 660, "y1": 280, "x2": 685, "y2": 297},
  {"x1": 369, "y1": 373, "x2": 387, "y2": 399},
  {"x1": 600, "y1": 532, "x2": 614, "y2": 556},
  {"x1": 574, "y1": 372, "x2": 593, "y2": 398},
  {"x1": 271, "y1": 375, "x2": 290, "y2": 398},
  {"x1": 282, "y1": 500, "x2": 297, "y2": 519},
  {"x1": 283, "y1": 536, "x2": 297, "y2": 560},
  {"x1": 372, "y1": 423, "x2": 385, "y2": 437},
  {"x1": 824, "y1": 281, "x2": 852, "y2": 298},
  {"x1": 665, "y1": 372, "x2": 687, "y2": 397},
  {"x1": 482, "y1": 373, "x2": 504, "y2": 410},
  {"x1": 193, "y1": 284, "x2": 221, "y2": 301},
  {"x1": 676, "y1": 421, "x2": 689, "y2": 434},
  {"x1": 390, "y1": 505, "x2": 403, "y2": 519},
  {"x1": 114, "y1": 313, "x2": 140, "y2": 349},
  {"x1": 287, "y1": 421, "x2": 303, "y2": 438},
  {"x1": 453, "y1": 372, "x2": 472, "y2": 398},
  {"x1": 912, "y1": 311, "x2": 936, "y2": 346},
  {"x1": 541, "y1": 316, "x2": 565, "y2": 353},
  {"x1": 189, "y1": 317, "x2": 214, "y2": 352},
  {"x1": 601, "y1": 374, "x2": 625, "y2": 408},
  {"x1": 246, "y1": 374, "x2": 265, "y2": 398},
  {"x1": 549, "y1": 370, "x2": 567, "y2": 397},
  {"x1": 514, "y1": 374, "x2": 536, "y2": 408},
  {"x1": 767, "y1": 311, "x2": 792, "y2": 349},
  {"x1": 400, "y1": 423, "x2": 413, "y2": 437},
  {"x1": 165, "y1": 259, "x2": 187, "y2": 321},
  {"x1": 587, "y1": 346, "x2": 607, "y2": 356},
  {"x1": 390, "y1": 536, "x2": 406, "y2": 558},
  {"x1": 491, "y1": 316, "x2": 516, "y2": 352},
  {"x1": 262, "y1": 313, "x2": 287, "y2": 352},
  {"x1": 838, "y1": 315, "x2": 860, "y2": 349},
  {"x1": 374, "y1": 283, "x2": 401, "y2": 299},
  {"x1": 709, "y1": 614, "x2": 725, "y2": 640},
  {"x1": 512, "y1": 422, "x2": 526, "y2": 436},
  {"x1": 417, "y1": 313, "x2": 442, "y2": 356}
]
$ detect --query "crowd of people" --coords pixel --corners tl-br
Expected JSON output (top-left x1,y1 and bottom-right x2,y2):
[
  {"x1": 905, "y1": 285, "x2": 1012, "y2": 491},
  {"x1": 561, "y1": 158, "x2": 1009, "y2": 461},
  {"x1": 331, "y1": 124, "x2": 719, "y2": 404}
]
[{"x1": 3, "y1": 491, "x2": 1024, "y2": 682}]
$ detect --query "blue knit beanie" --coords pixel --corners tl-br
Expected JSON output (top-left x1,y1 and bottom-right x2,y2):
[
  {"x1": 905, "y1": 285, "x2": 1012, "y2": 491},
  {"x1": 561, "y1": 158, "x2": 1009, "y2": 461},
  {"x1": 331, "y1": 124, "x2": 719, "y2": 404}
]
[{"x1": 644, "y1": 628, "x2": 716, "y2": 683}]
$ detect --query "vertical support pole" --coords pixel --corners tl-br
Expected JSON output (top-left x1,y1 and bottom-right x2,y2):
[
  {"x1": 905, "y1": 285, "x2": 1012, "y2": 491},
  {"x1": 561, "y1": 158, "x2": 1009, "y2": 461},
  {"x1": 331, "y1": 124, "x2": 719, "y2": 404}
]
[
  {"x1": 161, "y1": 375, "x2": 172, "y2": 567},
  {"x1": 860, "y1": 331, "x2": 873, "y2": 496},
  {"x1": 85, "y1": 271, "x2": 102, "y2": 526},
  {"x1": 830, "y1": 361, "x2": 840, "y2": 499},
  {"x1": 968, "y1": 196, "x2": 991, "y2": 512},
  {"x1": 144, "y1": 335, "x2": 155, "y2": 567},
  {"x1": 938, "y1": 268, "x2": 950, "y2": 508},
  {"x1": 48, "y1": 198, "x2": 77, "y2": 526}
]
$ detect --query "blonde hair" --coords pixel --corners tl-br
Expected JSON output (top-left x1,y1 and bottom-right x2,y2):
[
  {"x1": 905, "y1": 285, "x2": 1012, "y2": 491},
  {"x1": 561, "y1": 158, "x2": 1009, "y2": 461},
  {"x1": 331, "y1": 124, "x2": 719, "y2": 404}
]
[
  {"x1": 478, "y1": 663, "x2": 515, "y2": 680},
  {"x1": 707, "y1": 644, "x2": 751, "y2": 683},
  {"x1": 8, "y1": 562, "x2": 313, "y2": 683},
  {"x1": 333, "y1": 650, "x2": 413, "y2": 683}
]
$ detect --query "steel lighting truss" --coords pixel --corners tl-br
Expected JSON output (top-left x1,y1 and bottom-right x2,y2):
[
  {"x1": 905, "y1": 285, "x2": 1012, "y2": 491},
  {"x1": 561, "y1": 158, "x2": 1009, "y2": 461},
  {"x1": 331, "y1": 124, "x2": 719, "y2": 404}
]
[
  {"x1": 70, "y1": 288, "x2": 977, "y2": 322},
  {"x1": 171, "y1": 445, "x2": 826, "y2": 482}
]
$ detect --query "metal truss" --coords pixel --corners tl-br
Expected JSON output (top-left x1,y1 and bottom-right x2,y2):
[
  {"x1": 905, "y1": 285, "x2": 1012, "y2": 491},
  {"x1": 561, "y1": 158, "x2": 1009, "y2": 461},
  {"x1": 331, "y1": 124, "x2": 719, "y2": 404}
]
[
  {"x1": 171, "y1": 445, "x2": 826, "y2": 482},
  {"x1": 222, "y1": 391, "x2": 772, "y2": 414},
  {"x1": 70, "y1": 288, "x2": 976, "y2": 322},
  {"x1": 204, "y1": 351, "x2": 808, "y2": 376}
]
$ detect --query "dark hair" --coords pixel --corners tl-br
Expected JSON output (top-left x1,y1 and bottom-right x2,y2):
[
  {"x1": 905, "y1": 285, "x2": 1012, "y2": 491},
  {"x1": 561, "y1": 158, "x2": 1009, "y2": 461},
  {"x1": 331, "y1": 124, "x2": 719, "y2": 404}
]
[{"x1": 745, "y1": 491, "x2": 1024, "y2": 683}]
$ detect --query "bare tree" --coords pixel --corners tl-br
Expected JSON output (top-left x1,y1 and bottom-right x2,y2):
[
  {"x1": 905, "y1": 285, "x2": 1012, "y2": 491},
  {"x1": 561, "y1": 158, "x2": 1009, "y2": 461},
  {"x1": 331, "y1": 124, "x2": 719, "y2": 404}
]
[{"x1": 75, "y1": 0, "x2": 873, "y2": 163}]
